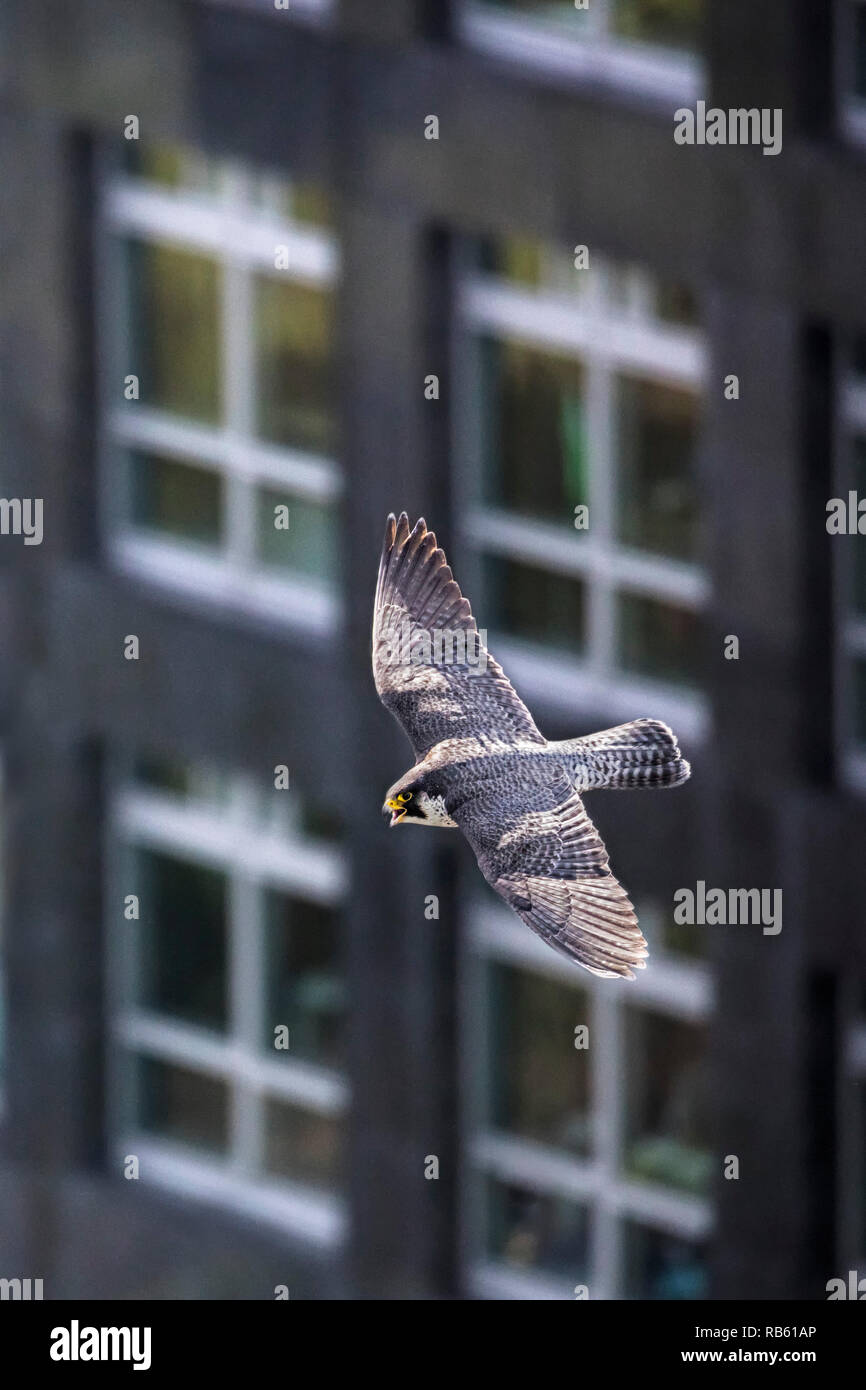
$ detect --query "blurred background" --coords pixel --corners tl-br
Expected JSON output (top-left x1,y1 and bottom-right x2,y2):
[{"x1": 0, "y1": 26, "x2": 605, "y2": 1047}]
[{"x1": 0, "y1": 0, "x2": 865, "y2": 1301}]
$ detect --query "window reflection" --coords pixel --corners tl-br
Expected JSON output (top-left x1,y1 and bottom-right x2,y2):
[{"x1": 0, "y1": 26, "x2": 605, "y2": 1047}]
[
  {"x1": 256, "y1": 489, "x2": 338, "y2": 585},
  {"x1": 487, "y1": 962, "x2": 592, "y2": 1154},
  {"x1": 624, "y1": 1007, "x2": 711, "y2": 1196},
  {"x1": 134, "y1": 849, "x2": 228, "y2": 1033},
  {"x1": 617, "y1": 375, "x2": 699, "y2": 562},
  {"x1": 624, "y1": 1221, "x2": 707, "y2": 1299},
  {"x1": 255, "y1": 276, "x2": 336, "y2": 456},
  {"x1": 486, "y1": 1178, "x2": 590, "y2": 1282},
  {"x1": 263, "y1": 891, "x2": 345, "y2": 1069},
  {"x1": 481, "y1": 337, "x2": 589, "y2": 523},
  {"x1": 618, "y1": 591, "x2": 699, "y2": 686},
  {"x1": 126, "y1": 240, "x2": 221, "y2": 424},
  {"x1": 263, "y1": 1100, "x2": 341, "y2": 1191},
  {"x1": 137, "y1": 1056, "x2": 229, "y2": 1154},
  {"x1": 484, "y1": 555, "x2": 587, "y2": 655},
  {"x1": 130, "y1": 452, "x2": 223, "y2": 548}
]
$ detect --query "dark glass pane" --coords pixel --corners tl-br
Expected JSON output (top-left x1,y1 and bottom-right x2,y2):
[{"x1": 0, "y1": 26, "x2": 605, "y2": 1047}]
[
  {"x1": 130, "y1": 452, "x2": 222, "y2": 547},
  {"x1": 255, "y1": 277, "x2": 335, "y2": 455},
  {"x1": 124, "y1": 143, "x2": 223, "y2": 195},
  {"x1": 624, "y1": 1007, "x2": 711, "y2": 1195},
  {"x1": 481, "y1": 336, "x2": 589, "y2": 522},
  {"x1": 256, "y1": 489, "x2": 338, "y2": 584},
  {"x1": 137, "y1": 1056, "x2": 229, "y2": 1153},
  {"x1": 126, "y1": 240, "x2": 221, "y2": 423},
  {"x1": 132, "y1": 758, "x2": 231, "y2": 808},
  {"x1": 638, "y1": 900, "x2": 707, "y2": 961},
  {"x1": 852, "y1": 439, "x2": 866, "y2": 615},
  {"x1": 487, "y1": 962, "x2": 592, "y2": 1154},
  {"x1": 607, "y1": 263, "x2": 699, "y2": 329},
  {"x1": 617, "y1": 375, "x2": 699, "y2": 561},
  {"x1": 288, "y1": 183, "x2": 333, "y2": 229},
  {"x1": 298, "y1": 799, "x2": 343, "y2": 842},
  {"x1": 624, "y1": 1222, "x2": 708, "y2": 1299},
  {"x1": 617, "y1": 592, "x2": 699, "y2": 686},
  {"x1": 485, "y1": 1178, "x2": 590, "y2": 1282},
  {"x1": 263, "y1": 891, "x2": 344, "y2": 1068},
  {"x1": 249, "y1": 175, "x2": 333, "y2": 230},
  {"x1": 612, "y1": 0, "x2": 703, "y2": 51},
  {"x1": 478, "y1": 238, "x2": 591, "y2": 301},
  {"x1": 484, "y1": 556, "x2": 586, "y2": 655},
  {"x1": 655, "y1": 280, "x2": 700, "y2": 328},
  {"x1": 263, "y1": 1100, "x2": 341, "y2": 1191},
  {"x1": 135, "y1": 849, "x2": 228, "y2": 1032}
]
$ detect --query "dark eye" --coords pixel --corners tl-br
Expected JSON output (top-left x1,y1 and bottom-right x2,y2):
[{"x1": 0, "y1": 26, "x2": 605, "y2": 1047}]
[{"x1": 398, "y1": 791, "x2": 412, "y2": 803}]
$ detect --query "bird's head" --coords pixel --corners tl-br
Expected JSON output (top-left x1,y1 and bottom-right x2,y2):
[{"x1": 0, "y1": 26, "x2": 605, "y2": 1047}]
[{"x1": 382, "y1": 776, "x2": 457, "y2": 829}]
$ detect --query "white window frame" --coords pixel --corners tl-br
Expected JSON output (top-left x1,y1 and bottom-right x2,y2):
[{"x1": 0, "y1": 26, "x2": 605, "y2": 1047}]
[
  {"x1": 460, "y1": 895, "x2": 714, "y2": 1299},
  {"x1": 458, "y1": 1, "x2": 703, "y2": 107},
  {"x1": 456, "y1": 250, "x2": 709, "y2": 745},
  {"x1": 96, "y1": 152, "x2": 342, "y2": 636},
  {"x1": 106, "y1": 767, "x2": 349, "y2": 1247}
]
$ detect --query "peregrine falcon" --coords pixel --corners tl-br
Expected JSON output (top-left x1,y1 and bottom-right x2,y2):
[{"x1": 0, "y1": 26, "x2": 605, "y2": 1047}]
[{"x1": 373, "y1": 513, "x2": 691, "y2": 979}]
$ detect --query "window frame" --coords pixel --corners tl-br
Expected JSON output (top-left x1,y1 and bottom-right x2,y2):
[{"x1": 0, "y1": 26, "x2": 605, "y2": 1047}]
[
  {"x1": 96, "y1": 150, "x2": 342, "y2": 634},
  {"x1": 459, "y1": 894, "x2": 714, "y2": 1299},
  {"x1": 458, "y1": 0, "x2": 704, "y2": 107},
  {"x1": 105, "y1": 762, "x2": 349, "y2": 1246},
  {"x1": 454, "y1": 243, "x2": 710, "y2": 745}
]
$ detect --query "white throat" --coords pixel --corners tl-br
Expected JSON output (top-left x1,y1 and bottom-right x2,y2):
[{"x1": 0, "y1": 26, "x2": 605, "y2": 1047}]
[{"x1": 416, "y1": 791, "x2": 457, "y2": 828}]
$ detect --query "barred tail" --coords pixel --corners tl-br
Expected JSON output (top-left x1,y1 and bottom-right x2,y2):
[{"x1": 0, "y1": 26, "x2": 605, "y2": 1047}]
[{"x1": 559, "y1": 718, "x2": 691, "y2": 791}]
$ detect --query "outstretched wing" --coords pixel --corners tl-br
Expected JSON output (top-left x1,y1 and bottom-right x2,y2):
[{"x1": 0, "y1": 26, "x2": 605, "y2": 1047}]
[
  {"x1": 456, "y1": 767, "x2": 647, "y2": 979},
  {"x1": 372, "y1": 512, "x2": 545, "y2": 759}
]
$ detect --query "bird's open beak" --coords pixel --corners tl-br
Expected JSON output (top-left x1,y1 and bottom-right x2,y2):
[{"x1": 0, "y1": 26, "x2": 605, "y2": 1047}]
[{"x1": 384, "y1": 798, "x2": 406, "y2": 827}]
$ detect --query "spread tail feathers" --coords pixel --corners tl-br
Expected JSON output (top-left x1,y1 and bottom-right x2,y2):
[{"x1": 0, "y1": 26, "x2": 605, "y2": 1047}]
[{"x1": 557, "y1": 718, "x2": 691, "y2": 791}]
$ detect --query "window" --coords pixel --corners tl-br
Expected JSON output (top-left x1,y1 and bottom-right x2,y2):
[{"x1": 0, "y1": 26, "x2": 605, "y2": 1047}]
[
  {"x1": 459, "y1": 0, "x2": 704, "y2": 103},
  {"x1": 463, "y1": 888, "x2": 713, "y2": 1299},
  {"x1": 836, "y1": 338, "x2": 866, "y2": 789},
  {"x1": 458, "y1": 236, "x2": 708, "y2": 740},
  {"x1": 99, "y1": 143, "x2": 341, "y2": 632},
  {"x1": 108, "y1": 757, "x2": 347, "y2": 1242}
]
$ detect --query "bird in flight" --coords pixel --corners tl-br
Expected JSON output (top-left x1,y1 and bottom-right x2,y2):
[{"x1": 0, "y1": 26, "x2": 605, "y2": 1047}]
[{"x1": 372, "y1": 513, "x2": 691, "y2": 978}]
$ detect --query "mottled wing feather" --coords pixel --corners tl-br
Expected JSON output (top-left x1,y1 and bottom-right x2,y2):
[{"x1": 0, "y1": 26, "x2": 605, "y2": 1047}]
[
  {"x1": 456, "y1": 769, "x2": 647, "y2": 980},
  {"x1": 372, "y1": 512, "x2": 545, "y2": 758}
]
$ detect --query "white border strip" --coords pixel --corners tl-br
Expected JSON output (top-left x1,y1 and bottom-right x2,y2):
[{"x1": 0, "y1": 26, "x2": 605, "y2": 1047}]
[
  {"x1": 104, "y1": 183, "x2": 339, "y2": 286},
  {"x1": 458, "y1": 3, "x2": 702, "y2": 106},
  {"x1": 462, "y1": 277, "x2": 705, "y2": 387},
  {"x1": 113, "y1": 1137, "x2": 346, "y2": 1246}
]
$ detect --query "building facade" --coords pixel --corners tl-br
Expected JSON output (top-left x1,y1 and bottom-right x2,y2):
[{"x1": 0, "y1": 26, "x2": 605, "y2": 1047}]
[{"x1": 0, "y1": 0, "x2": 864, "y2": 1300}]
